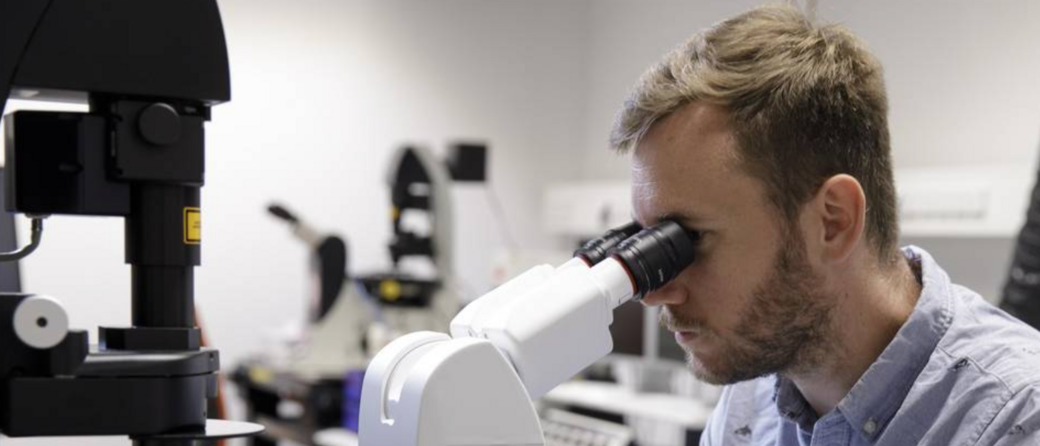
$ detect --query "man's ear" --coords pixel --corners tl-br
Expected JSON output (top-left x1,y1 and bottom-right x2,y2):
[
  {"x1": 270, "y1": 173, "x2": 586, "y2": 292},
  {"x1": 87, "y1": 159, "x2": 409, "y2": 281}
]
[{"x1": 810, "y1": 174, "x2": 866, "y2": 263}]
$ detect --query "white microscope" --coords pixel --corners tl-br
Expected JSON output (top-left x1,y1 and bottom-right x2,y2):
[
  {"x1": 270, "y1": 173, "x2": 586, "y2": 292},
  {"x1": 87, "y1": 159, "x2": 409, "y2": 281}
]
[{"x1": 359, "y1": 220, "x2": 698, "y2": 446}]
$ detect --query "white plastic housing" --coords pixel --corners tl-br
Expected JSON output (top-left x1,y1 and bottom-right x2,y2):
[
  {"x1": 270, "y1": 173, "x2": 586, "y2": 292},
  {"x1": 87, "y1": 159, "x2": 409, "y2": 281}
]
[
  {"x1": 476, "y1": 258, "x2": 634, "y2": 398},
  {"x1": 450, "y1": 264, "x2": 555, "y2": 339},
  {"x1": 360, "y1": 256, "x2": 636, "y2": 446},
  {"x1": 359, "y1": 332, "x2": 544, "y2": 446},
  {"x1": 449, "y1": 258, "x2": 592, "y2": 340}
]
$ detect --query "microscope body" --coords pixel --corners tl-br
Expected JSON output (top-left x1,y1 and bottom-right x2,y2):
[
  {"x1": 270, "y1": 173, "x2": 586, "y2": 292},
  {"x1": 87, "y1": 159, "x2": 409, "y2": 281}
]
[
  {"x1": 359, "y1": 220, "x2": 696, "y2": 446},
  {"x1": 360, "y1": 256, "x2": 635, "y2": 446},
  {"x1": 360, "y1": 333, "x2": 542, "y2": 446}
]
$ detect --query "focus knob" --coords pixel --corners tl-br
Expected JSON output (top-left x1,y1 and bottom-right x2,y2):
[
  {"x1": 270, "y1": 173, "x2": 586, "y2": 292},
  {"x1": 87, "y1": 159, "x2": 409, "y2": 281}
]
[{"x1": 138, "y1": 103, "x2": 181, "y2": 146}]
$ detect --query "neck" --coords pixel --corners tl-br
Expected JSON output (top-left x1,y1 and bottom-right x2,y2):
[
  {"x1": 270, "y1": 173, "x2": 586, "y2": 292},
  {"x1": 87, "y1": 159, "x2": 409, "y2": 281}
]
[{"x1": 786, "y1": 254, "x2": 921, "y2": 416}]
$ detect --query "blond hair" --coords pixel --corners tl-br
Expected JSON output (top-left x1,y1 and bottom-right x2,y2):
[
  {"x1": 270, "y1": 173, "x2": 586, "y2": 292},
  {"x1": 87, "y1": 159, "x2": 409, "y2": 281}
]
[{"x1": 611, "y1": 3, "x2": 899, "y2": 264}]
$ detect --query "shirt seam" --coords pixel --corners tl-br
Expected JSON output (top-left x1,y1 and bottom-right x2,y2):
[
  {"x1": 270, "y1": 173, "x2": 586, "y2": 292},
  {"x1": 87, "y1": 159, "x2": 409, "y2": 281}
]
[
  {"x1": 967, "y1": 385, "x2": 1022, "y2": 446},
  {"x1": 936, "y1": 344, "x2": 1014, "y2": 394},
  {"x1": 935, "y1": 345, "x2": 1027, "y2": 446}
]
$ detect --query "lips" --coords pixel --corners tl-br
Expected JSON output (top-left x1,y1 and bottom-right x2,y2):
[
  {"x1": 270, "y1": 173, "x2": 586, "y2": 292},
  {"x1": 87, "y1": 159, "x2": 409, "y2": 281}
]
[
  {"x1": 674, "y1": 330, "x2": 699, "y2": 344},
  {"x1": 661, "y1": 309, "x2": 705, "y2": 344}
]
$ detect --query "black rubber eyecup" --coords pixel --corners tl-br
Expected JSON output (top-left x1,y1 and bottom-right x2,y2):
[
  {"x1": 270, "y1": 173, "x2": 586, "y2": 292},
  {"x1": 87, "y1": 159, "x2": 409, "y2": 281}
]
[
  {"x1": 610, "y1": 220, "x2": 697, "y2": 299},
  {"x1": 573, "y1": 221, "x2": 642, "y2": 266}
]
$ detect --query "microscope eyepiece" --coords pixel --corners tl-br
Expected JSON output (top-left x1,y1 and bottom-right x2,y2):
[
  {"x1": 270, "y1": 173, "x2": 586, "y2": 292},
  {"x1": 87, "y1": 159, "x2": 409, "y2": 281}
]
[
  {"x1": 610, "y1": 220, "x2": 697, "y2": 300},
  {"x1": 573, "y1": 221, "x2": 642, "y2": 266}
]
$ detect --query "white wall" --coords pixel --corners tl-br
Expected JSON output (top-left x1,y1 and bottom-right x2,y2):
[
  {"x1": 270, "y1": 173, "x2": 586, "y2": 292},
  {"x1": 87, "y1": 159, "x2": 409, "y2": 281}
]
[
  {"x1": 576, "y1": 0, "x2": 764, "y2": 179},
  {"x1": 576, "y1": 1, "x2": 1040, "y2": 179}
]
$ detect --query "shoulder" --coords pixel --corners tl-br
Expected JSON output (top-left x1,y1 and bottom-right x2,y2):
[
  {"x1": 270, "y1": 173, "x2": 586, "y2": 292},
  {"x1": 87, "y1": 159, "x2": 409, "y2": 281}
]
[
  {"x1": 941, "y1": 285, "x2": 1040, "y2": 393},
  {"x1": 905, "y1": 285, "x2": 1040, "y2": 445},
  {"x1": 971, "y1": 383, "x2": 1040, "y2": 445},
  {"x1": 702, "y1": 376, "x2": 784, "y2": 446}
]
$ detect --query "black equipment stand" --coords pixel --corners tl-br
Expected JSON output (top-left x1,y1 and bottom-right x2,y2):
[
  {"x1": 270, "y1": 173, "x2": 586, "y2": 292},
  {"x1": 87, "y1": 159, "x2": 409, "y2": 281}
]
[{"x1": 0, "y1": 0, "x2": 262, "y2": 443}]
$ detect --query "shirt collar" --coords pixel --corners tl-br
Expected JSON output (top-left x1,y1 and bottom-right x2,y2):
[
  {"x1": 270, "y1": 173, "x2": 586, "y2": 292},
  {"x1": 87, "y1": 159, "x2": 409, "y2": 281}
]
[
  {"x1": 774, "y1": 376, "x2": 819, "y2": 434},
  {"x1": 774, "y1": 246, "x2": 955, "y2": 442}
]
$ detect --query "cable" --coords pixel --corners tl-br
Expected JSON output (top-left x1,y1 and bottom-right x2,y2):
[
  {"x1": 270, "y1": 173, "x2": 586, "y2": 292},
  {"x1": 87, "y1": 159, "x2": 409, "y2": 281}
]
[{"x1": 0, "y1": 216, "x2": 46, "y2": 262}]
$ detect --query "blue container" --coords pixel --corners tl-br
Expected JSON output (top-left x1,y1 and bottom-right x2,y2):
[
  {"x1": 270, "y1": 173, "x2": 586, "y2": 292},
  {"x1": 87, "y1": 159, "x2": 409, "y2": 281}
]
[{"x1": 343, "y1": 369, "x2": 365, "y2": 432}]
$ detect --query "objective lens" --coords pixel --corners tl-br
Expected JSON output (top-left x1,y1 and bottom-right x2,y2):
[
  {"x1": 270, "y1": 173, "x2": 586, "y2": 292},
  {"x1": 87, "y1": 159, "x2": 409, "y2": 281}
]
[
  {"x1": 609, "y1": 220, "x2": 697, "y2": 299},
  {"x1": 573, "y1": 221, "x2": 642, "y2": 266}
]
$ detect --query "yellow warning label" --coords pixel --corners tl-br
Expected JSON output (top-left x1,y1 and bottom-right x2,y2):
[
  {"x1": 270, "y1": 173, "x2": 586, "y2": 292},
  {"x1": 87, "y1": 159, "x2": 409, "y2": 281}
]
[
  {"x1": 248, "y1": 366, "x2": 274, "y2": 384},
  {"x1": 380, "y1": 280, "x2": 402, "y2": 302},
  {"x1": 184, "y1": 207, "x2": 201, "y2": 245}
]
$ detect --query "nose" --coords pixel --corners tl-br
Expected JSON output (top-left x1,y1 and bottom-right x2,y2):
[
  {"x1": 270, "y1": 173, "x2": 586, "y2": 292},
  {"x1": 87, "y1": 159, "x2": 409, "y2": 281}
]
[{"x1": 640, "y1": 280, "x2": 686, "y2": 307}]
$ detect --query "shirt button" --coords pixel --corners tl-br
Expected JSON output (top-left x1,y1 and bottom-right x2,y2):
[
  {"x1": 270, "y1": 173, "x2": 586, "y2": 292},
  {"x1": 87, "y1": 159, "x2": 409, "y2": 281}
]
[{"x1": 863, "y1": 419, "x2": 878, "y2": 435}]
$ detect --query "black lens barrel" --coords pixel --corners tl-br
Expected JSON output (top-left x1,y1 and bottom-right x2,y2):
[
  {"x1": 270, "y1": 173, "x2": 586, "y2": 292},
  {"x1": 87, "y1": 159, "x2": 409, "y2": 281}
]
[
  {"x1": 573, "y1": 221, "x2": 642, "y2": 266},
  {"x1": 610, "y1": 220, "x2": 697, "y2": 299}
]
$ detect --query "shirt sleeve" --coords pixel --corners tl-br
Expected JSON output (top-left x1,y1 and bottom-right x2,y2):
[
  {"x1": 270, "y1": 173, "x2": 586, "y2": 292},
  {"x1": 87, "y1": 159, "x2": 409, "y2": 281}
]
[{"x1": 977, "y1": 384, "x2": 1040, "y2": 446}]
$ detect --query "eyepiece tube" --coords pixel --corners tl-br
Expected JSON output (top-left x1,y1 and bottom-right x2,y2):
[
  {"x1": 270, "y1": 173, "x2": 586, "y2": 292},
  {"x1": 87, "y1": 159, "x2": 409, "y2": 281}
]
[
  {"x1": 573, "y1": 221, "x2": 642, "y2": 266},
  {"x1": 610, "y1": 220, "x2": 697, "y2": 300}
]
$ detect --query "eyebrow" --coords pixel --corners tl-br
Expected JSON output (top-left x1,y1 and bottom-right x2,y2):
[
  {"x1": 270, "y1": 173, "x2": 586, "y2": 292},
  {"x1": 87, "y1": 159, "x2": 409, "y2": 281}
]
[{"x1": 631, "y1": 210, "x2": 705, "y2": 228}]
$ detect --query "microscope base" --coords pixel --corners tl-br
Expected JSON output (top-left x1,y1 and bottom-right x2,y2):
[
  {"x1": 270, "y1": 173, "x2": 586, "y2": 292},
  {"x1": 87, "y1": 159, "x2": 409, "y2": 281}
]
[{"x1": 359, "y1": 332, "x2": 545, "y2": 446}]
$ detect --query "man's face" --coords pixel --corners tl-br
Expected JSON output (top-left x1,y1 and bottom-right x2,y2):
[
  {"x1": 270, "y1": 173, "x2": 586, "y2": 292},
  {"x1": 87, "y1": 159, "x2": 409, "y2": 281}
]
[{"x1": 632, "y1": 102, "x2": 834, "y2": 384}]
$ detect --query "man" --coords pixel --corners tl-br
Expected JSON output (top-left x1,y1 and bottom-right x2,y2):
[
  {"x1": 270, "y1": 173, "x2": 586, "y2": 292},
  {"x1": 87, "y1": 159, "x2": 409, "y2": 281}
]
[{"x1": 611, "y1": 4, "x2": 1040, "y2": 445}]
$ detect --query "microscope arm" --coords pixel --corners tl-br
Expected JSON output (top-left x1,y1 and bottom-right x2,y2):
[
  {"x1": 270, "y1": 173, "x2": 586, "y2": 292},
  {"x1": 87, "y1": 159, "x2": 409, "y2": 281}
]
[{"x1": 452, "y1": 257, "x2": 634, "y2": 398}]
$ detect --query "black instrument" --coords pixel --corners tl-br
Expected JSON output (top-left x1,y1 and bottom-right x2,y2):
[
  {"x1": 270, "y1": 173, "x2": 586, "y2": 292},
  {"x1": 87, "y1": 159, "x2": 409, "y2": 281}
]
[
  {"x1": 1, "y1": 0, "x2": 262, "y2": 443},
  {"x1": 1002, "y1": 163, "x2": 1040, "y2": 328}
]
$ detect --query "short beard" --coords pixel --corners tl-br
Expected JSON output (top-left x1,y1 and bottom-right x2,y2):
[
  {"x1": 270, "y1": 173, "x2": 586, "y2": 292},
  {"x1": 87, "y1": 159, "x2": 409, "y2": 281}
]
[{"x1": 663, "y1": 224, "x2": 835, "y2": 384}]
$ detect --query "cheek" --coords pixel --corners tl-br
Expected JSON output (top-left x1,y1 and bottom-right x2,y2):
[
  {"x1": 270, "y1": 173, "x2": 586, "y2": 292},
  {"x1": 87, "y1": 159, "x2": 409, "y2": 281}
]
[{"x1": 680, "y1": 251, "x2": 762, "y2": 329}]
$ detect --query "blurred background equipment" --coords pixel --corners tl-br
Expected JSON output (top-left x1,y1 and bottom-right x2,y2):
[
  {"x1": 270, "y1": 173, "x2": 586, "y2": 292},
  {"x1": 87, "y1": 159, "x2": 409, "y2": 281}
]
[
  {"x1": 232, "y1": 142, "x2": 487, "y2": 446},
  {"x1": 366, "y1": 144, "x2": 486, "y2": 332},
  {"x1": 267, "y1": 203, "x2": 349, "y2": 323},
  {"x1": 255, "y1": 203, "x2": 369, "y2": 377},
  {"x1": 1002, "y1": 162, "x2": 1040, "y2": 328}
]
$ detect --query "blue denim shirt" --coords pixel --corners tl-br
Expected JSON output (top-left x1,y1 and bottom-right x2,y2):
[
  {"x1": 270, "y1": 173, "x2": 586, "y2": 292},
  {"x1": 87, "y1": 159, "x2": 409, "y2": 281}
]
[{"x1": 701, "y1": 246, "x2": 1040, "y2": 446}]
